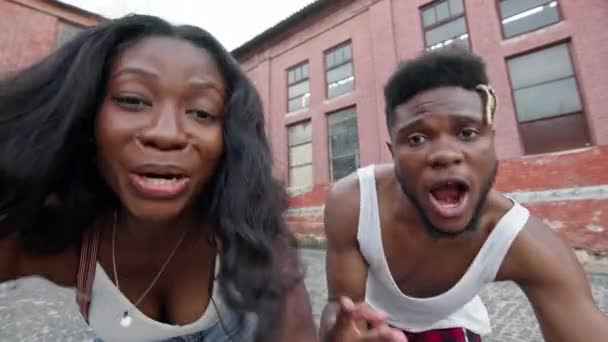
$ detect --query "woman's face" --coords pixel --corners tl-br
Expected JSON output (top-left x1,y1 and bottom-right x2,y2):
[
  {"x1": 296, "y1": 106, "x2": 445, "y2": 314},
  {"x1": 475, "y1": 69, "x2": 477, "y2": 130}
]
[{"x1": 96, "y1": 36, "x2": 225, "y2": 222}]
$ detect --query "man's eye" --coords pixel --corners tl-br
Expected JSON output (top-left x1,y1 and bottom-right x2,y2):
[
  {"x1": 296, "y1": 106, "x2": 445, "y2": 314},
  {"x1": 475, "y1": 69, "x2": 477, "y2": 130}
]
[
  {"x1": 408, "y1": 134, "x2": 427, "y2": 146},
  {"x1": 459, "y1": 128, "x2": 480, "y2": 141}
]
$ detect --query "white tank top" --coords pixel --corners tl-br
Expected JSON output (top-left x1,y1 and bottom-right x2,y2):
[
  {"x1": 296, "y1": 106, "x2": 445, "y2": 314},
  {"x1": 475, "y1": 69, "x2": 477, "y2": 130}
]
[
  {"x1": 356, "y1": 165, "x2": 529, "y2": 335},
  {"x1": 88, "y1": 259, "x2": 225, "y2": 342}
]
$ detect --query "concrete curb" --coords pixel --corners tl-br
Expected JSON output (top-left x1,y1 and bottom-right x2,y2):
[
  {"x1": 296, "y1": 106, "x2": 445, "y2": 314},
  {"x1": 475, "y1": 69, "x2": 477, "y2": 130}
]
[{"x1": 296, "y1": 234, "x2": 608, "y2": 274}]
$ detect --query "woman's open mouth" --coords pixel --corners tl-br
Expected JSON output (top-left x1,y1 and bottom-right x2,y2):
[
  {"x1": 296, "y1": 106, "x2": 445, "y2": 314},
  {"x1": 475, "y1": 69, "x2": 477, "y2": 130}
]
[
  {"x1": 128, "y1": 165, "x2": 190, "y2": 200},
  {"x1": 428, "y1": 179, "x2": 470, "y2": 218}
]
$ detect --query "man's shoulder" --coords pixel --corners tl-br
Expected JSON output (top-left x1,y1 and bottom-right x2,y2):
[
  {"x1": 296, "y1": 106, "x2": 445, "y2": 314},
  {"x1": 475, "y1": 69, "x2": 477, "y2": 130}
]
[
  {"x1": 326, "y1": 164, "x2": 395, "y2": 208},
  {"x1": 324, "y1": 164, "x2": 395, "y2": 245},
  {"x1": 499, "y1": 208, "x2": 576, "y2": 282}
]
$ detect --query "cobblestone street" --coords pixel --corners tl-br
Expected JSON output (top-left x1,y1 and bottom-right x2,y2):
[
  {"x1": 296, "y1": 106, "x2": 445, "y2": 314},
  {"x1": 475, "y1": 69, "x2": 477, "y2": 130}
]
[{"x1": 1, "y1": 249, "x2": 607, "y2": 341}]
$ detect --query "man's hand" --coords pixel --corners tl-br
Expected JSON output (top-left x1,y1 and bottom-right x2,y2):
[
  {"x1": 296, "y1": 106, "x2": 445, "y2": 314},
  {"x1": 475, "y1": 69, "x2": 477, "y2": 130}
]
[{"x1": 328, "y1": 297, "x2": 407, "y2": 342}]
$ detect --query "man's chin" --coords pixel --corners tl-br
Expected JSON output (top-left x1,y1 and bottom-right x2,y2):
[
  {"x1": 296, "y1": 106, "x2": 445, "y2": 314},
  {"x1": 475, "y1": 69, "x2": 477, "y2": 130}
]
[{"x1": 423, "y1": 210, "x2": 476, "y2": 238}]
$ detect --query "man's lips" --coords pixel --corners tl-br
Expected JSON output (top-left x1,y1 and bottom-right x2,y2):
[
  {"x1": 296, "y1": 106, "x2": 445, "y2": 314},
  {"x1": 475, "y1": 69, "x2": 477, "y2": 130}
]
[{"x1": 427, "y1": 178, "x2": 470, "y2": 219}]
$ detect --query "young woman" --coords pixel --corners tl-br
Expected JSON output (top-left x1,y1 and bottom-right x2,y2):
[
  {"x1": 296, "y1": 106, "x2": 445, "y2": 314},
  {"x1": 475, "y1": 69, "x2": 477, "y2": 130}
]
[{"x1": 0, "y1": 14, "x2": 317, "y2": 342}]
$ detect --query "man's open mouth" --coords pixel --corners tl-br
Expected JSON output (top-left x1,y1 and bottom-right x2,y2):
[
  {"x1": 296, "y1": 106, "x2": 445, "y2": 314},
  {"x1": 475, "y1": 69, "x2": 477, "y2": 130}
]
[{"x1": 428, "y1": 179, "x2": 470, "y2": 218}]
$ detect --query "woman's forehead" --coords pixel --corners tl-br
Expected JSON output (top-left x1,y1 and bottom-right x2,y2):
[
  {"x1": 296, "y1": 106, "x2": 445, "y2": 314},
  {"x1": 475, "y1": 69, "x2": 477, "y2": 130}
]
[{"x1": 111, "y1": 36, "x2": 225, "y2": 92}]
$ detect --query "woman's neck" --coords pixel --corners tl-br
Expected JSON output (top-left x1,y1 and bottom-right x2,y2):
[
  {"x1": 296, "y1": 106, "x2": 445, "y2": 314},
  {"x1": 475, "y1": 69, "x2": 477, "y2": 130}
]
[{"x1": 111, "y1": 210, "x2": 203, "y2": 250}]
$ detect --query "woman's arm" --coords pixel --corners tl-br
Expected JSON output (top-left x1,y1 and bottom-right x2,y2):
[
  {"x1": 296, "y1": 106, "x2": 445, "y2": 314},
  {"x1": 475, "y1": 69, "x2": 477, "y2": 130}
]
[{"x1": 0, "y1": 235, "x2": 20, "y2": 282}]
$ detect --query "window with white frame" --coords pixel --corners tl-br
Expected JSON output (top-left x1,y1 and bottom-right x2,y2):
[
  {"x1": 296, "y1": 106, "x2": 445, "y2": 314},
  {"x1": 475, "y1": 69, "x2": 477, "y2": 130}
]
[
  {"x1": 287, "y1": 121, "x2": 313, "y2": 188},
  {"x1": 325, "y1": 42, "x2": 354, "y2": 99},
  {"x1": 421, "y1": 0, "x2": 470, "y2": 51},
  {"x1": 499, "y1": 0, "x2": 560, "y2": 39},
  {"x1": 327, "y1": 107, "x2": 360, "y2": 182},
  {"x1": 287, "y1": 63, "x2": 310, "y2": 112}
]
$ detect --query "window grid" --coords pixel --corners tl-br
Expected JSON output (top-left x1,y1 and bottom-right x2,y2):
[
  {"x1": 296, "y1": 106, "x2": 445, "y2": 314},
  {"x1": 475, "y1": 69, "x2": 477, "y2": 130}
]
[
  {"x1": 327, "y1": 107, "x2": 360, "y2": 182},
  {"x1": 287, "y1": 62, "x2": 310, "y2": 113},
  {"x1": 325, "y1": 42, "x2": 355, "y2": 98},
  {"x1": 421, "y1": 0, "x2": 470, "y2": 51},
  {"x1": 287, "y1": 121, "x2": 313, "y2": 189},
  {"x1": 498, "y1": 0, "x2": 560, "y2": 38}
]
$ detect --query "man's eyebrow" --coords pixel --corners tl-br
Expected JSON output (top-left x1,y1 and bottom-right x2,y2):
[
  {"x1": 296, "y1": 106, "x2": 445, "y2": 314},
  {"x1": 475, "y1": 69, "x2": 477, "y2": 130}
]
[{"x1": 394, "y1": 113, "x2": 483, "y2": 136}]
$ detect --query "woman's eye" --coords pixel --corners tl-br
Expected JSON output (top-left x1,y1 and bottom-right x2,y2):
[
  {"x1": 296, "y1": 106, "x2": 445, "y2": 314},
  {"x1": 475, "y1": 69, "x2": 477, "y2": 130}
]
[
  {"x1": 408, "y1": 134, "x2": 427, "y2": 147},
  {"x1": 459, "y1": 128, "x2": 480, "y2": 141},
  {"x1": 112, "y1": 95, "x2": 151, "y2": 110},
  {"x1": 187, "y1": 110, "x2": 215, "y2": 122}
]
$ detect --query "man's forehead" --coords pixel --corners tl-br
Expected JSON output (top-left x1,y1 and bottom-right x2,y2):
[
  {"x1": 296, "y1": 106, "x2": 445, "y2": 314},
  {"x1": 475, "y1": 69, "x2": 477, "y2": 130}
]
[{"x1": 394, "y1": 86, "x2": 483, "y2": 120}]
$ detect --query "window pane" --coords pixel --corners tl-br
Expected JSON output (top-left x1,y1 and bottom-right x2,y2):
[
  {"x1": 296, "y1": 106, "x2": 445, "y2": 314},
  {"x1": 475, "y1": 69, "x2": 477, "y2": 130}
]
[
  {"x1": 288, "y1": 80, "x2": 310, "y2": 99},
  {"x1": 289, "y1": 143, "x2": 313, "y2": 167},
  {"x1": 325, "y1": 52, "x2": 335, "y2": 69},
  {"x1": 289, "y1": 164, "x2": 313, "y2": 188},
  {"x1": 334, "y1": 47, "x2": 345, "y2": 66},
  {"x1": 288, "y1": 95, "x2": 310, "y2": 112},
  {"x1": 503, "y1": 4, "x2": 559, "y2": 38},
  {"x1": 328, "y1": 108, "x2": 359, "y2": 175},
  {"x1": 425, "y1": 16, "x2": 467, "y2": 47},
  {"x1": 302, "y1": 63, "x2": 309, "y2": 78},
  {"x1": 436, "y1": 1, "x2": 450, "y2": 22},
  {"x1": 328, "y1": 77, "x2": 354, "y2": 98},
  {"x1": 422, "y1": 8, "x2": 436, "y2": 27},
  {"x1": 449, "y1": 0, "x2": 464, "y2": 16},
  {"x1": 288, "y1": 70, "x2": 294, "y2": 85},
  {"x1": 331, "y1": 154, "x2": 359, "y2": 181},
  {"x1": 513, "y1": 77, "x2": 582, "y2": 122},
  {"x1": 519, "y1": 113, "x2": 590, "y2": 154},
  {"x1": 327, "y1": 63, "x2": 353, "y2": 84},
  {"x1": 56, "y1": 22, "x2": 83, "y2": 48},
  {"x1": 508, "y1": 44, "x2": 573, "y2": 89},
  {"x1": 288, "y1": 121, "x2": 312, "y2": 146},
  {"x1": 329, "y1": 119, "x2": 359, "y2": 158},
  {"x1": 328, "y1": 107, "x2": 356, "y2": 125},
  {"x1": 343, "y1": 43, "x2": 352, "y2": 61},
  {"x1": 328, "y1": 104, "x2": 359, "y2": 181},
  {"x1": 500, "y1": 0, "x2": 552, "y2": 19}
]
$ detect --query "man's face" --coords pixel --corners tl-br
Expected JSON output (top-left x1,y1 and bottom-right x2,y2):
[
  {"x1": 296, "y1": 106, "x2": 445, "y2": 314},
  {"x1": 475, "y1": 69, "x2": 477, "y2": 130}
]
[{"x1": 388, "y1": 86, "x2": 497, "y2": 238}]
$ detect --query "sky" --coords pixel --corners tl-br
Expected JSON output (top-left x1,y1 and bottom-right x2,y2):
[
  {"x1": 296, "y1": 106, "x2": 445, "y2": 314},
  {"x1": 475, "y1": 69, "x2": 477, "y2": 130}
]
[{"x1": 61, "y1": 0, "x2": 316, "y2": 50}]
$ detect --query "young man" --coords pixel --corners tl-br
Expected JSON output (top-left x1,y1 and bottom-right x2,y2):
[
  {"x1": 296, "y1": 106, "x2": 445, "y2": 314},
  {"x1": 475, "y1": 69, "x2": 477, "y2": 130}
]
[{"x1": 320, "y1": 48, "x2": 608, "y2": 342}]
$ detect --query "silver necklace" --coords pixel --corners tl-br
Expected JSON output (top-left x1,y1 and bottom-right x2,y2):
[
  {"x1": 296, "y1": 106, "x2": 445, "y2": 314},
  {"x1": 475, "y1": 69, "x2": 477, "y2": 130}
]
[{"x1": 111, "y1": 212, "x2": 189, "y2": 328}]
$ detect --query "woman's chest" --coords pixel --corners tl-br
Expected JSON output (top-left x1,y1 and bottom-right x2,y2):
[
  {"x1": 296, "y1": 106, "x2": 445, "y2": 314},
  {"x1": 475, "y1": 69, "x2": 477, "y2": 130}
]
[{"x1": 95, "y1": 241, "x2": 215, "y2": 326}]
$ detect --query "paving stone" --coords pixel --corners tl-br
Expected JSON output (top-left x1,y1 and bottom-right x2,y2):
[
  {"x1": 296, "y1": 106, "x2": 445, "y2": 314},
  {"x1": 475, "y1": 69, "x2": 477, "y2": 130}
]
[{"x1": 0, "y1": 249, "x2": 606, "y2": 341}]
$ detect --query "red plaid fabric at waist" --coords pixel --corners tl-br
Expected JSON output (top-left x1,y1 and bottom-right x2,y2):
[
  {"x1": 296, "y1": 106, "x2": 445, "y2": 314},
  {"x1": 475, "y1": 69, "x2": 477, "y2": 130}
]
[{"x1": 401, "y1": 327, "x2": 482, "y2": 342}]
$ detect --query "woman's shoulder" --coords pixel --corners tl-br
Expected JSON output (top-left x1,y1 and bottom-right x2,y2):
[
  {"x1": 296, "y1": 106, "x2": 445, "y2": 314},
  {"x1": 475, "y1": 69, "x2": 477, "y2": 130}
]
[{"x1": 0, "y1": 235, "x2": 80, "y2": 287}]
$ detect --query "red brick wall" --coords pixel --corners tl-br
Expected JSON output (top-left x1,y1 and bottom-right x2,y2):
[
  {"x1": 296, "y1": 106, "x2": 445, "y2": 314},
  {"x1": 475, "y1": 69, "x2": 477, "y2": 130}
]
[
  {"x1": 0, "y1": 0, "x2": 58, "y2": 73},
  {"x1": 285, "y1": 146, "x2": 608, "y2": 253},
  {"x1": 0, "y1": 0, "x2": 103, "y2": 74}
]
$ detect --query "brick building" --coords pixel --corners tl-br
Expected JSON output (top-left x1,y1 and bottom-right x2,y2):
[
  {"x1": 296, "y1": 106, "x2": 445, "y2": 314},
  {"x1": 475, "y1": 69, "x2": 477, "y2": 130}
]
[
  {"x1": 233, "y1": 0, "x2": 608, "y2": 253},
  {"x1": 0, "y1": 0, "x2": 104, "y2": 74}
]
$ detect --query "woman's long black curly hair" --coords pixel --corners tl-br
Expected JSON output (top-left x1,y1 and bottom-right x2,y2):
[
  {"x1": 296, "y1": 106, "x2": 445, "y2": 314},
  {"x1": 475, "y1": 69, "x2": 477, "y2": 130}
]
[{"x1": 0, "y1": 14, "x2": 299, "y2": 341}]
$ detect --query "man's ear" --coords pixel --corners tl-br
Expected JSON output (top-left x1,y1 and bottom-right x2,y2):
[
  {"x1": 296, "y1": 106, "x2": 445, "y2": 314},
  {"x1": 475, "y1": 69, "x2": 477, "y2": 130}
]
[{"x1": 386, "y1": 141, "x2": 393, "y2": 157}]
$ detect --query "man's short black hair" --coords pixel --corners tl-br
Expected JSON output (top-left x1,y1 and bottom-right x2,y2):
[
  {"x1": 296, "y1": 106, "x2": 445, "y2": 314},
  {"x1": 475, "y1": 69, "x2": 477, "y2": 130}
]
[{"x1": 384, "y1": 46, "x2": 489, "y2": 129}]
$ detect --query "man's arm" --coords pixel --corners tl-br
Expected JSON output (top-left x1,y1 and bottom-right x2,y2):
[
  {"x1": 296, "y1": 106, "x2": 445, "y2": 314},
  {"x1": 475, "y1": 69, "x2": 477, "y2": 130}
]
[
  {"x1": 502, "y1": 216, "x2": 608, "y2": 341},
  {"x1": 319, "y1": 173, "x2": 370, "y2": 340}
]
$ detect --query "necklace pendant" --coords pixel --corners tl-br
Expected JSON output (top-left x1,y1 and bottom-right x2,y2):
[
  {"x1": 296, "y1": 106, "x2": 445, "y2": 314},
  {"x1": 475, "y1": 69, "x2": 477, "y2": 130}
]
[{"x1": 120, "y1": 310, "x2": 132, "y2": 328}]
